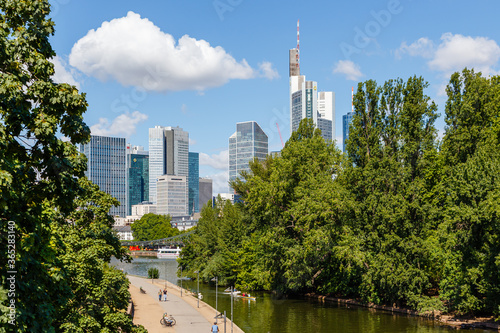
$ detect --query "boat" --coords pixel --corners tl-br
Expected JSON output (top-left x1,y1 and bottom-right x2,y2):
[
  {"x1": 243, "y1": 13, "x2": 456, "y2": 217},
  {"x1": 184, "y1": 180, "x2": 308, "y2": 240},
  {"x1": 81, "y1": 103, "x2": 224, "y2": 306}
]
[
  {"x1": 223, "y1": 287, "x2": 241, "y2": 295},
  {"x1": 157, "y1": 247, "x2": 181, "y2": 259},
  {"x1": 236, "y1": 293, "x2": 256, "y2": 301}
]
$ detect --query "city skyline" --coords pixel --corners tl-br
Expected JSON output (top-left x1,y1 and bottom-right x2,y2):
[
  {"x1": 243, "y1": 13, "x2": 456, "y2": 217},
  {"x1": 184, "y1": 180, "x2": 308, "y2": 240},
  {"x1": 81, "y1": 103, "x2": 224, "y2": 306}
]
[{"x1": 49, "y1": 0, "x2": 500, "y2": 193}]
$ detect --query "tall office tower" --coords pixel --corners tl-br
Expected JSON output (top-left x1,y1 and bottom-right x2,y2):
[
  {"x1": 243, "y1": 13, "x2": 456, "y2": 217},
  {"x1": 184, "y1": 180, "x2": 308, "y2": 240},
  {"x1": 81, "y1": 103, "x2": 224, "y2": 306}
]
[
  {"x1": 343, "y1": 87, "x2": 356, "y2": 152},
  {"x1": 188, "y1": 152, "x2": 199, "y2": 214},
  {"x1": 229, "y1": 121, "x2": 268, "y2": 182},
  {"x1": 289, "y1": 21, "x2": 335, "y2": 141},
  {"x1": 342, "y1": 112, "x2": 355, "y2": 152},
  {"x1": 156, "y1": 175, "x2": 188, "y2": 216},
  {"x1": 148, "y1": 126, "x2": 189, "y2": 203},
  {"x1": 126, "y1": 145, "x2": 149, "y2": 215},
  {"x1": 199, "y1": 177, "x2": 213, "y2": 210},
  {"x1": 80, "y1": 135, "x2": 127, "y2": 217}
]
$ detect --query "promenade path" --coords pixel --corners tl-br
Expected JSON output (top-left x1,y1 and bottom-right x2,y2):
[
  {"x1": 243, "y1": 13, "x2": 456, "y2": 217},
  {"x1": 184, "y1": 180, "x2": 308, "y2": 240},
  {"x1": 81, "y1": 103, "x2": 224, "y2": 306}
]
[{"x1": 128, "y1": 275, "x2": 245, "y2": 333}]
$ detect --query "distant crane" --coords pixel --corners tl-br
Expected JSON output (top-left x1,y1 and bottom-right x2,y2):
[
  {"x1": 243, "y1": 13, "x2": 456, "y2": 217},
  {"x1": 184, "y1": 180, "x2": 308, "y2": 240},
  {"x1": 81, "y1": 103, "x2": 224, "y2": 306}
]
[{"x1": 276, "y1": 123, "x2": 284, "y2": 148}]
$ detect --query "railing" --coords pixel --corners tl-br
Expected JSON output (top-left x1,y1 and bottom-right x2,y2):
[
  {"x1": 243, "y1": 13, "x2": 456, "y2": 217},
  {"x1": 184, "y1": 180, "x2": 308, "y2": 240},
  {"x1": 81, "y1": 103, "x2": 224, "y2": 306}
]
[{"x1": 121, "y1": 231, "x2": 194, "y2": 247}]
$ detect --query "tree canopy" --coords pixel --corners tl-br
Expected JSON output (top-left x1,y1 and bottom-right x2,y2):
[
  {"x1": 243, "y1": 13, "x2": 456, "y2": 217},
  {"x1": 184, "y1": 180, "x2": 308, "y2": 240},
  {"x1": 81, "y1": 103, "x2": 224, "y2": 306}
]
[
  {"x1": 131, "y1": 213, "x2": 180, "y2": 241},
  {"x1": 180, "y1": 71, "x2": 500, "y2": 319},
  {"x1": 0, "y1": 1, "x2": 146, "y2": 331}
]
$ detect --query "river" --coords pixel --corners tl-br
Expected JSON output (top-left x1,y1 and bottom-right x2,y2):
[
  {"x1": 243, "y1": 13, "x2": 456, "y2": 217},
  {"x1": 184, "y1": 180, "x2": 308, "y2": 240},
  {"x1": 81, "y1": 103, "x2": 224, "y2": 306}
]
[{"x1": 111, "y1": 256, "x2": 488, "y2": 333}]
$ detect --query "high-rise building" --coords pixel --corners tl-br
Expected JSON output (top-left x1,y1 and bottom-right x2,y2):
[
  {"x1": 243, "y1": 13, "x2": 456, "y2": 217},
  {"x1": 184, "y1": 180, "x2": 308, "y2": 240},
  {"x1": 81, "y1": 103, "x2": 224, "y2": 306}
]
[
  {"x1": 188, "y1": 152, "x2": 199, "y2": 214},
  {"x1": 343, "y1": 112, "x2": 355, "y2": 153},
  {"x1": 289, "y1": 22, "x2": 335, "y2": 142},
  {"x1": 229, "y1": 121, "x2": 268, "y2": 182},
  {"x1": 80, "y1": 135, "x2": 127, "y2": 217},
  {"x1": 126, "y1": 145, "x2": 149, "y2": 215},
  {"x1": 199, "y1": 177, "x2": 213, "y2": 210},
  {"x1": 148, "y1": 126, "x2": 189, "y2": 203},
  {"x1": 156, "y1": 175, "x2": 188, "y2": 216}
]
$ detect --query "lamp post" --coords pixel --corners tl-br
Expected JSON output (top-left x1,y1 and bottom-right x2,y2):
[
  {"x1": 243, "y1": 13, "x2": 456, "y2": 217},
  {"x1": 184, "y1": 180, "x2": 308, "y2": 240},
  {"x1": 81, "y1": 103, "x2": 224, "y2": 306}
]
[
  {"x1": 211, "y1": 276, "x2": 218, "y2": 322},
  {"x1": 195, "y1": 270, "x2": 199, "y2": 308},
  {"x1": 180, "y1": 266, "x2": 183, "y2": 297}
]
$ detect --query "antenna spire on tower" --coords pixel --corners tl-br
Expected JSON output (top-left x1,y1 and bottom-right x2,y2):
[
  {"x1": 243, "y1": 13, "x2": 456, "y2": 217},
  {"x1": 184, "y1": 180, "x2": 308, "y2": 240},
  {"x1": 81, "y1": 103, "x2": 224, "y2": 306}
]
[{"x1": 297, "y1": 20, "x2": 300, "y2": 70}]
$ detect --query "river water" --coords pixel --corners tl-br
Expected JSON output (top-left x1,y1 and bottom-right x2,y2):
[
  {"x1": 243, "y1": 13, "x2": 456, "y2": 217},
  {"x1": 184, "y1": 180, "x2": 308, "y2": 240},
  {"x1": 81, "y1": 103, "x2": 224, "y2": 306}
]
[{"x1": 111, "y1": 256, "x2": 488, "y2": 333}]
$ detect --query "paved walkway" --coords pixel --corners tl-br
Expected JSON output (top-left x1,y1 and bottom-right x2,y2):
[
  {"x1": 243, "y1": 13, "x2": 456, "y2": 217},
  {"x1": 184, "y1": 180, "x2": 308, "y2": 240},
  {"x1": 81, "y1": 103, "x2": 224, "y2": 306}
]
[{"x1": 128, "y1": 275, "x2": 245, "y2": 333}]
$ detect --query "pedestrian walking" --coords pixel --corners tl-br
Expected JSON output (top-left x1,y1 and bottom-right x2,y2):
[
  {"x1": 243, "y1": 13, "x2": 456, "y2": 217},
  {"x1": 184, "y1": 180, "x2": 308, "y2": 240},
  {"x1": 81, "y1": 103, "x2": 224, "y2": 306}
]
[
  {"x1": 158, "y1": 289, "x2": 162, "y2": 301},
  {"x1": 211, "y1": 321, "x2": 219, "y2": 332},
  {"x1": 163, "y1": 288, "x2": 168, "y2": 301}
]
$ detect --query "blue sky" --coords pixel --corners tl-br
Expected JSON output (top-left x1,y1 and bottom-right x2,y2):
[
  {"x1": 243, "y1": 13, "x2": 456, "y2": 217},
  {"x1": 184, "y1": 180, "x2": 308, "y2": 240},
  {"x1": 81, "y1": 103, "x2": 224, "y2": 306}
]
[{"x1": 48, "y1": 0, "x2": 500, "y2": 193}]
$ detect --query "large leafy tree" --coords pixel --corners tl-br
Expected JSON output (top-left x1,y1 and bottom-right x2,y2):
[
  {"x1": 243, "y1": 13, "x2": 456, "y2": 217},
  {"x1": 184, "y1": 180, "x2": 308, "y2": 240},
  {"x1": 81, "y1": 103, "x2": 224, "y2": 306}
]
[
  {"x1": 0, "y1": 1, "x2": 146, "y2": 331},
  {"x1": 439, "y1": 69, "x2": 500, "y2": 316},
  {"x1": 131, "y1": 213, "x2": 179, "y2": 241},
  {"x1": 0, "y1": 0, "x2": 90, "y2": 330},
  {"x1": 343, "y1": 76, "x2": 442, "y2": 311}
]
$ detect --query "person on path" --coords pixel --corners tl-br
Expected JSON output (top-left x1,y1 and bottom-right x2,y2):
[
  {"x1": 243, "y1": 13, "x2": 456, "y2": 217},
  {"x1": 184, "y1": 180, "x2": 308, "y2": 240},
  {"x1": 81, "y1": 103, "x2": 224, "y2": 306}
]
[
  {"x1": 211, "y1": 322, "x2": 219, "y2": 332},
  {"x1": 163, "y1": 288, "x2": 168, "y2": 301},
  {"x1": 158, "y1": 289, "x2": 162, "y2": 301}
]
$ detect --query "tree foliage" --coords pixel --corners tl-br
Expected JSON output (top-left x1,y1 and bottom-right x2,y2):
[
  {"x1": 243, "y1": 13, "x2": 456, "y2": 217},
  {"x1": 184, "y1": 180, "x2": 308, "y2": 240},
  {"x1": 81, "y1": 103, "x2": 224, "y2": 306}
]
[
  {"x1": 131, "y1": 213, "x2": 179, "y2": 241},
  {"x1": 0, "y1": 1, "x2": 146, "y2": 331},
  {"x1": 180, "y1": 71, "x2": 500, "y2": 319}
]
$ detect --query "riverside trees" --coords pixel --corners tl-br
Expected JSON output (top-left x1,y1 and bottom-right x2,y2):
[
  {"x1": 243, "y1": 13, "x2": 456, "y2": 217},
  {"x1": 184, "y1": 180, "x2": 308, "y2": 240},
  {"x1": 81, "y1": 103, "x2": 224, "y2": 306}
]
[
  {"x1": 180, "y1": 71, "x2": 500, "y2": 318},
  {"x1": 0, "y1": 1, "x2": 145, "y2": 331}
]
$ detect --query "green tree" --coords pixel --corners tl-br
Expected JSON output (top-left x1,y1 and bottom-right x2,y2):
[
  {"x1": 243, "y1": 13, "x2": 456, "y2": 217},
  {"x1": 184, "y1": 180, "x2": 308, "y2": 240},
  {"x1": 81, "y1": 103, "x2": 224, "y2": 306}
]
[
  {"x1": 0, "y1": 0, "x2": 90, "y2": 331},
  {"x1": 344, "y1": 76, "x2": 442, "y2": 311},
  {"x1": 131, "y1": 213, "x2": 179, "y2": 241}
]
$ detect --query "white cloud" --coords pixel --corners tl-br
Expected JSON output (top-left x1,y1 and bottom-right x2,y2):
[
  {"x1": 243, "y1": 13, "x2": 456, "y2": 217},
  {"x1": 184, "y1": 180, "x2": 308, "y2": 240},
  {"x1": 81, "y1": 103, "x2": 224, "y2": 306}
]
[
  {"x1": 199, "y1": 150, "x2": 228, "y2": 170},
  {"x1": 396, "y1": 37, "x2": 435, "y2": 59},
  {"x1": 396, "y1": 33, "x2": 500, "y2": 77},
  {"x1": 258, "y1": 61, "x2": 280, "y2": 80},
  {"x1": 69, "y1": 11, "x2": 268, "y2": 92},
  {"x1": 50, "y1": 56, "x2": 81, "y2": 89},
  {"x1": 209, "y1": 171, "x2": 229, "y2": 195},
  {"x1": 189, "y1": 138, "x2": 197, "y2": 146},
  {"x1": 428, "y1": 33, "x2": 500, "y2": 76},
  {"x1": 90, "y1": 111, "x2": 148, "y2": 137},
  {"x1": 333, "y1": 60, "x2": 363, "y2": 81}
]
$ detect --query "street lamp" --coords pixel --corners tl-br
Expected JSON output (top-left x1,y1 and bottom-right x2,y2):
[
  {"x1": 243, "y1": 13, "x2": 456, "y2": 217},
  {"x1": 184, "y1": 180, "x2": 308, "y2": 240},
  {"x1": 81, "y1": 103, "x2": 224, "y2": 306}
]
[
  {"x1": 211, "y1": 276, "x2": 218, "y2": 321},
  {"x1": 195, "y1": 270, "x2": 199, "y2": 308},
  {"x1": 180, "y1": 266, "x2": 183, "y2": 297}
]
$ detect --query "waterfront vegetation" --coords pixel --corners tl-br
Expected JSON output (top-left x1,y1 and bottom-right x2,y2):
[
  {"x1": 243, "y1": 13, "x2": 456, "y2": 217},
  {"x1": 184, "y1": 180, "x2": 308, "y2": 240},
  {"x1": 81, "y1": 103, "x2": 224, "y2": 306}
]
[
  {"x1": 179, "y1": 72, "x2": 500, "y2": 319},
  {"x1": 131, "y1": 213, "x2": 180, "y2": 241},
  {"x1": 0, "y1": 1, "x2": 146, "y2": 332}
]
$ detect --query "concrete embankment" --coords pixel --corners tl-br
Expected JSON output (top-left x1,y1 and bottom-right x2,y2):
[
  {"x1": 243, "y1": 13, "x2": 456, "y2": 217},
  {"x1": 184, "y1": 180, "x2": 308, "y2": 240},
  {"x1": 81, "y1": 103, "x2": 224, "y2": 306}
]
[{"x1": 128, "y1": 275, "x2": 245, "y2": 333}]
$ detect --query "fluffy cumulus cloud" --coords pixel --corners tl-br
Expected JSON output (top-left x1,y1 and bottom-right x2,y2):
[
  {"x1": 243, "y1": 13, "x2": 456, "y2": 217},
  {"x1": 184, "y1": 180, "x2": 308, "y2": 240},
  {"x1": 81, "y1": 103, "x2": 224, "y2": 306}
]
[
  {"x1": 50, "y1": 56, "x2": 81, "y2": 89},
  {"x1": 333, "y1": 60, "x2": 363, "y2": 81},
  {"x1": 69, "y1": 11, "x2": 275, "y2": 92},
  {"x1": 397, "y1": 33, "x2": 500, "y2": 76},
  {"x1": 90, "y1": 111, "x2": 148, "y2": 137},
  {"x1": 395, "y1": 37, "x2": 435, "y2": 59},
  {"x1": 258, "y1": 61, "x2": 280, "y2": 80},
  {"x1": 209, "y1": 171, "x2": 230, "y2": 195},
  {"x1": 199, "y1": 150, "x2": 229, "y2": 170}
]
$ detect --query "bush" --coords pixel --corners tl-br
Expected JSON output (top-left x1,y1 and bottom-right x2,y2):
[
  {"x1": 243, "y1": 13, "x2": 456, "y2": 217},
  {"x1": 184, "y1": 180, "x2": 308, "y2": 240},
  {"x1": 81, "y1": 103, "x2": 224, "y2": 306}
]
[{"x1": 148, "y1": 267, "x2": 159, "y2": 279}]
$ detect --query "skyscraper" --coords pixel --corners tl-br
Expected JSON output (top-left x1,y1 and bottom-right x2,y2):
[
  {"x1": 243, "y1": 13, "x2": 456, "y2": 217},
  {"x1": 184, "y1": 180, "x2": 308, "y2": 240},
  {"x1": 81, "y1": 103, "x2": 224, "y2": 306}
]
[
  {"x1": 229, "y1": 121, "x2": 268, "y2": 182},
  {"x1": 188, "y1": 152, "x2": 199, "y2": 214},
  {"x1": 343, "y1": 112, "x2": 355, "y2": 153},
  {"x1": 148, "y1": 126, "x2": 189, "y2": 203},
  {"x1": 156, "y1": 175, "x2": 188, "y2": 216},
  {"x1": 199, "y1": 177, "x2": 213, "y2": 210},
  {"x1": 80, "y1": 135, "x2": 127, "y2": 217},
  {"x1": 289, "y1": 21, "x2": 335, "y2": 142},
  {"x1": 126, "y1": 145, "x2": 149, "y2": 215}
]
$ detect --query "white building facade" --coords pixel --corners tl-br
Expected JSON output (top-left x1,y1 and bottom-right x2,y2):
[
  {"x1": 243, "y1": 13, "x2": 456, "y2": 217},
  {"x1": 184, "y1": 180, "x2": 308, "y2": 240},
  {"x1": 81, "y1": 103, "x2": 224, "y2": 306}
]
[{"x1": 156, "y1": 175, "x2": 188, "y2": 216}]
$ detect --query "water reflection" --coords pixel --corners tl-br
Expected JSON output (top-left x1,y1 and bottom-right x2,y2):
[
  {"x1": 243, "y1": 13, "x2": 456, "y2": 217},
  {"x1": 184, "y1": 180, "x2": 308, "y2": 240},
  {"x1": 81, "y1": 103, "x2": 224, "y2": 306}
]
[{"x1": 111, "y1": 257, "x2": 487, "y2": 333}]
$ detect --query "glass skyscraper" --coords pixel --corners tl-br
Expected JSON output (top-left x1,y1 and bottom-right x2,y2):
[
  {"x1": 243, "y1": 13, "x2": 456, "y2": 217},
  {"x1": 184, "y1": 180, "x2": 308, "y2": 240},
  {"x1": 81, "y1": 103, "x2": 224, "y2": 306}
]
[
  {"x1": 127, "y1": 145, "x2": 149, "y2": 215},
  {"x1": 188, "y1": 152, "x2": 199, "y2": 214},
  {"x1": 229, "y1": 121, "x2": 268, "y2": 182},
  {"x1": 343, "y1": 112, "x2": 355, "y2": 153},
  {"x1": 148, "y1": 126, "x2": 189, "y2": 203},
  {"x1": 80, "y1": 135, "x2": 127, "y2": 217}
]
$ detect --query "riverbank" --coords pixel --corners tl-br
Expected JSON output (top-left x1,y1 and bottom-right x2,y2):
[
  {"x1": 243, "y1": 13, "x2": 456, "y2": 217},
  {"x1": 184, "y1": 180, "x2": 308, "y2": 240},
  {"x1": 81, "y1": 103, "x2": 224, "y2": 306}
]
[
  {"x1": 128, "y1": 275, "x2": 245, "y2": 333},
  {"x1": 305, "y1": 293, "x2": 499, "y2": 331}
]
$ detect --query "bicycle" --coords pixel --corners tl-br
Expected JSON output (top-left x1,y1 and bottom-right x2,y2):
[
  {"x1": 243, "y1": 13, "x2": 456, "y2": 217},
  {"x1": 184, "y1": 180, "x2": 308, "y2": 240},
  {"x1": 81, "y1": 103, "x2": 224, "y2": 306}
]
[{"x1": 160, "y1": 313, "x2": 176, "y2": 327}]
